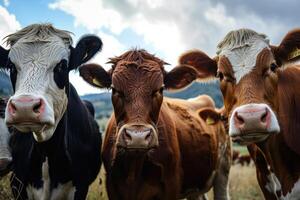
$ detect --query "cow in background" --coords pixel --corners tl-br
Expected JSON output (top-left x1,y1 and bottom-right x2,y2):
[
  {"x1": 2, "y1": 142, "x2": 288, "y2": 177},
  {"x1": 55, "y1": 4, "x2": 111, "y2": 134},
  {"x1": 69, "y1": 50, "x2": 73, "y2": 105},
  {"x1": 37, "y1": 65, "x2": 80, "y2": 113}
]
[
  {"x1": 80, "y1": 49, "x2": 231, "y2": 200},
  {"x1": 178, "y1": 28, "x2": 300, "y2": 199},
  {"x1": 237, "y1": 155, "x2": 251, "y2": 166},
  {"x1": 0, "y1": 24, "x2": 102, "y2": 199},
  {"x1": 232, "y1": 150, "x2": 240, "y2": 164},
  {"x1": 0, "y1": 98, "x2": 11, "y2": 177}
]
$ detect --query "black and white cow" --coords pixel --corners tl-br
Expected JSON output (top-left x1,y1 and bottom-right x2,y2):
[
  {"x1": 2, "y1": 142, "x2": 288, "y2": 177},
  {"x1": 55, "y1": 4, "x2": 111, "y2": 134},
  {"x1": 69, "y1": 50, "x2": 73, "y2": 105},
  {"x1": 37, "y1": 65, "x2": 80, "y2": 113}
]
[
  {"x1": 0, "y1": 98, "x2": 11, "y2": 177},
  {"x1": 0, "y1": 24, "x2": 102, "y2": 199}
]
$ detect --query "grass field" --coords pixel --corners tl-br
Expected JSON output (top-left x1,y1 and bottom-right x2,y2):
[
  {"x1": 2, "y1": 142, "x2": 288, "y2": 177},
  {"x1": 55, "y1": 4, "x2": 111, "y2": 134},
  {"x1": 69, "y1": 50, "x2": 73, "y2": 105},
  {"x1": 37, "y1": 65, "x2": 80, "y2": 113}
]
[{"x1": 0, "y1": 162, "x2": 263, "y2": 200}]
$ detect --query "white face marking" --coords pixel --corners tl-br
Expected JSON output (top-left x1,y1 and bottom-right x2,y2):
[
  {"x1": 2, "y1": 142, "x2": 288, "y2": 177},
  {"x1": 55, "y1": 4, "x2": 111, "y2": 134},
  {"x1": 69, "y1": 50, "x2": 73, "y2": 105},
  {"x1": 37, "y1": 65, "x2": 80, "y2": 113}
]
[
  {"x1": 0, "y1": 118, "x2": 11, "y2": 160},
  {"x1": 219, "y1": 37, "x2": 270, "y2": 83},
  {"x1": 7, "y1": 36, "x2": 69, "y2": 142},
  {"x1": 26, "y1": 158, "x2": 76, "y2": 200}
]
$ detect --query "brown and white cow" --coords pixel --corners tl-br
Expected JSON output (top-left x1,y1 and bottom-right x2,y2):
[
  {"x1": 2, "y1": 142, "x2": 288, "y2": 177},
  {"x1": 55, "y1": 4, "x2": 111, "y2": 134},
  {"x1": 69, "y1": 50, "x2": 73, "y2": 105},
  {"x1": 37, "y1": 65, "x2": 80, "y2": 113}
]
[
  {"x1": 79, "y1": 49, "x2": 231, "y2": 200},
  {"x1": 179, "y1": 28, "x2": 300, "y2": 199}
]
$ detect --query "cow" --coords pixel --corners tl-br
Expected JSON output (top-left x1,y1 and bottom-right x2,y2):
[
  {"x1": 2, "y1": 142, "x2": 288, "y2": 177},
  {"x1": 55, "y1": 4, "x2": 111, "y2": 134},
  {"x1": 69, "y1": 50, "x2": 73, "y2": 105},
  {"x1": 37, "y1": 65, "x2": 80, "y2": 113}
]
[
  {"x1": 79, "y1": 49, "x2": 232, "y2": 200},
  {"x1": 237, "y1": 154, "x2": 251, "y2": 166},
  {"x1": 0, "y1": 24, "x2": 102, "y2": 199},
  {"x1": 232, "y1": 150, "x2": 240, "y2": 164},
  {"x1": 0, "y1": 97, "x2": 11, "y2": 177},
  {"x1": 177, "y1": 28, "x2": 300, "y2": 199}
]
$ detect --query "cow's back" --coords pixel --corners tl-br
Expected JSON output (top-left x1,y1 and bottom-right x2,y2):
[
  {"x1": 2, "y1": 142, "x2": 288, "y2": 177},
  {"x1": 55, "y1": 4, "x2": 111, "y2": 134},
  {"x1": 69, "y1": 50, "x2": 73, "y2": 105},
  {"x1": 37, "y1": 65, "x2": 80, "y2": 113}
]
[{"x1": 163, "y1": 96, "x2": 230, "y2": 195}]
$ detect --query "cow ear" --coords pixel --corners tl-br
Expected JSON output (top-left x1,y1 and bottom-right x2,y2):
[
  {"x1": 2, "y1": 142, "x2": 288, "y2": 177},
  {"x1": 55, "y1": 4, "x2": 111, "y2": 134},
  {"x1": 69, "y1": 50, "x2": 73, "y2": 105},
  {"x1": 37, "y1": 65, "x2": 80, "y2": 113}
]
[
  {"x1": 0, "y1": 46, "x2": 9, "y2": 68},
  {"x1": 272, "y1": 29, "x2": 300, "y2": 65},
  {"x1": 69, "y1": 35, "x2": 103, "y2": 70},
  {"x1": 164, "y1": 65, "x2": 198, "y2": 90},
  {"x1": 79, "y1": 63, "x2": 111, "y2": 88},
  {"x1": 179, "y1": 50, "x2": 218, "y2": 81},
  {"x1": 198, "y1": 108, "x2": 221, "y2": 125}
]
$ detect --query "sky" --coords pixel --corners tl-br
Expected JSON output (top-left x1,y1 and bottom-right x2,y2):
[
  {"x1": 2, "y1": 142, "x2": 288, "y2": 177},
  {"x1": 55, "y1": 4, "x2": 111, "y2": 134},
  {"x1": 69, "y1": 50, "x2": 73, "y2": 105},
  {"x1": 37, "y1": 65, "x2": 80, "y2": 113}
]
[{"x1": 0, "y1": 0, "x2": 299, "y2": 95}]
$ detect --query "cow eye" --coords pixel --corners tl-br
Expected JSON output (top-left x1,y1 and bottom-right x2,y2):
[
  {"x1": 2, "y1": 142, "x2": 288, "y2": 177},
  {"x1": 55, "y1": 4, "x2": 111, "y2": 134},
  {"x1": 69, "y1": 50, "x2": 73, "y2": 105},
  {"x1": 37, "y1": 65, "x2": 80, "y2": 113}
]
[
  {"x1": 152, "y1": 86, "x2": 164, "y2": 97},
  {"x1": 270, "y1": 63, "x2": 278, "y2": 72},
  {"x1": 7, "y1": 59, "x2": 17, "y2": 90},
  {"x1": 7, "y1": 59, "x2": 16, "y2": 72},
  {"x1": 112, "y1": 87, "x2": 124, "y2": 98},
  {"x1": 54, "y1": 59, "x2": 68, "y2": 89},
  {"x1": 55, "y1": 59, "x2": 68, "y2": 72}
]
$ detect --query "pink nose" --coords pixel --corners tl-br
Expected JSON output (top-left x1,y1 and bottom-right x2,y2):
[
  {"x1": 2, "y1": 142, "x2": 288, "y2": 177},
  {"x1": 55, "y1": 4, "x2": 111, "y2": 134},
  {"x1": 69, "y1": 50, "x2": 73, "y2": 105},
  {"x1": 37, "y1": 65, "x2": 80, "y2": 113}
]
[
  {"x1": 6, "y1": 96, "x2": 44, "y2": 124},
  {"x1": 234, "y1": 105, "x2": 270, "y2": 132},
  {"x1": 120, "y1": 125, "x2": 155, "y2": 149}
]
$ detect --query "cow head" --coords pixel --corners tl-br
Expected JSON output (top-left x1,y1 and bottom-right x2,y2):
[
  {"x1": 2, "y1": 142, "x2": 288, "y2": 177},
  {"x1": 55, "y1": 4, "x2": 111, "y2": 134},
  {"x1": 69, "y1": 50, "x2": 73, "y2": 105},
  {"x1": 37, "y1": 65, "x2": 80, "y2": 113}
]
[
  {"x1": 178, "y1": 28, "x2": 300, "y2": 145},
  {"x1": 0, "y1": 24, "x2": 102, "y2": 142},
  {"x1": 80, "y1": 49, "x2": 198, "y2": 150}
]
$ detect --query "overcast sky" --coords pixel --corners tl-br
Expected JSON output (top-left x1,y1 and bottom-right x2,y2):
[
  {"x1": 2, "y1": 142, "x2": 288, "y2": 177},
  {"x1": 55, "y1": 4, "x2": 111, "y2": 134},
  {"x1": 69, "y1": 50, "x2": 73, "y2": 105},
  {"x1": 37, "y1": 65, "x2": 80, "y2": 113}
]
[{"x1": 0, "y1": 0, "x2": 299, "y2": 95}]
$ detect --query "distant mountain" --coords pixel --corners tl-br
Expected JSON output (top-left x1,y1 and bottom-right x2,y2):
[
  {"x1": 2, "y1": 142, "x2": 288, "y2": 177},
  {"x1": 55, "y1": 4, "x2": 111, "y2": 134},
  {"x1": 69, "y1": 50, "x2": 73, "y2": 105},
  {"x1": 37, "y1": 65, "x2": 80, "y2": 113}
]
[
  {"x1": 165, "y1": 82, "x2": 223, "y2": 107},
  {"x1": 0, "y1": 71, "x2": 13, "y2": 97},
  {"x1": 81, "y1": 82, "x2": 223, "y2": 118}
]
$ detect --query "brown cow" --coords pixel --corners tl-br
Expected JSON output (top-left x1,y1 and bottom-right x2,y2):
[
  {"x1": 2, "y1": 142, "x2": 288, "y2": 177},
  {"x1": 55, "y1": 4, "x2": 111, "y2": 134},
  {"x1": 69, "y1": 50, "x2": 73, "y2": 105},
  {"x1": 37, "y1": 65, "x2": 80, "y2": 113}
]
[
  {"x1": 237, "y1": 154, "x2": 251, "y2": 166},
  {"x1": 79, "y1": 49, "x2": 231, "y2": 200},
  {"x1": 232, "y1": 150, "x2": 240, "y2": 164},
  {"x1": 178, "y1": 28, "x2": 300, "y2": 199}
]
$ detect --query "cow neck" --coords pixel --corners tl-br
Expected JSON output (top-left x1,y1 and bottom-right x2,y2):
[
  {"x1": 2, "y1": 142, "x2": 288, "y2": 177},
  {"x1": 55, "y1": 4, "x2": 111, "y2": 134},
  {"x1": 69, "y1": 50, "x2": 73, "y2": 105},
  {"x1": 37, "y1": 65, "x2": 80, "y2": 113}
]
[
  {"x1": 112, "y1": 152, "x2": 162, "y2": 196},
  {"x1": 256, "y1": 130, "x2": 300, "y2": 196}
]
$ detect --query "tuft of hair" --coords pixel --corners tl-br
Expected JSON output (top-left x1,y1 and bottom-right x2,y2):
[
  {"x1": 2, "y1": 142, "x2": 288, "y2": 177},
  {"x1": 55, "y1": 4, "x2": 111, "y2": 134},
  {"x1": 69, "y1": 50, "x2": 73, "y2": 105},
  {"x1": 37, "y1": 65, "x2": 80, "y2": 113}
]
[
  {"x1": 4, "y1": 23, "x2": 73, "y2": 47},
  {"x1": 217, "y1": 28, "x2": 269, "y2": 54},
  {"x1": 107, "y1": 48, "x2": 168, "y2": 69}
]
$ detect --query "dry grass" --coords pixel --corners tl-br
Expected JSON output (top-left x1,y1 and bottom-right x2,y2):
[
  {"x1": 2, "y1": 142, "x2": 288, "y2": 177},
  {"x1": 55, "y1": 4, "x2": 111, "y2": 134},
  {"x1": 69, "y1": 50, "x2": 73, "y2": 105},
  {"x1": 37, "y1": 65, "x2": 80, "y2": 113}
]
[
  {"x1": 208, "y1": 164, "x2": 264, "y2": 200},
  {"x1": 0, "y1": 164, "x2": 263, "y2": 200},
  {"x1": 0, "y1": 173, "x2": 13, "y2": 200}
]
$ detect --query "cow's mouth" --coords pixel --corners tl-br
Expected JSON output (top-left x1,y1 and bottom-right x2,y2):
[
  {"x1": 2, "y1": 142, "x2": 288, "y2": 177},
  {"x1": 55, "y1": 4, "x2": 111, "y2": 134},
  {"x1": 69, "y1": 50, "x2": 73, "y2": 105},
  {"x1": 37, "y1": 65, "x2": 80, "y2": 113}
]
[
  {"x1": 116, "y1": 146, "x2": 156, "y2": 157},
  {"x1": 9, "y1": 122, "x2": 52, "y2": 133},
  {"x1": 231, "y1": 132, "x2": 271, "y2": 145}
]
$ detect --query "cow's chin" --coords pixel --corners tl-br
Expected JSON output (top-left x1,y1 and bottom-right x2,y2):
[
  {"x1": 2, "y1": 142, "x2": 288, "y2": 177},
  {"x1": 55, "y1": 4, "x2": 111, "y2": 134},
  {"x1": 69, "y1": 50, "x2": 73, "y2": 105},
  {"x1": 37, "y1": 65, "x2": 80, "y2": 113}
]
[
  {"x1": 14, "y1": 123, "x2": 55, "y2": 142},
  {"x1": 231, "y1": 132, "x2": 273, "y2": 145},
  {"x1": 116, "y1": 146, "x2": 156, "y2": 157}
]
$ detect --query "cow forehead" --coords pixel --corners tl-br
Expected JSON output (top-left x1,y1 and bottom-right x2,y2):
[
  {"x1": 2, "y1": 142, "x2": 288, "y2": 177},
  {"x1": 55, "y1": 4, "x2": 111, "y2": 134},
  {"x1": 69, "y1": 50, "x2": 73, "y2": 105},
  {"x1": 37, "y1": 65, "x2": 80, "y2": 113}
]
[
  {"x1": 9, "y1": 37, "x2": 70, "y2": 68},
  {"x1": 219, "y1": 38, "x2": 270, "y2": 83},
  {"x1": 112, "y1": 64, "x2": 163, "y2": 89}
]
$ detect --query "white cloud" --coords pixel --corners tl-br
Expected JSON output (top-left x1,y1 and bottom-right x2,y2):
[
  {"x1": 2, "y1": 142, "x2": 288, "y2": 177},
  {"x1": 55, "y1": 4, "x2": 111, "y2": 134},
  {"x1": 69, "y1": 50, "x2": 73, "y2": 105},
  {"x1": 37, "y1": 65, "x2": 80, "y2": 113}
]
[
  {"x1": 49, "y1": 0, "x2": 186, "y2": 65},
  {"x1": 0, "y1": 5, "x2": 21, "y2": 47},
  {"x1": 49, "y1": 0, "x2": 289, "y2": 95},
  {"x1": 3, "y1": 0, "x2": 9, "y2": 7},
  {"x1": 49, "y1": 0, "x2": 126, "y2": 34}
]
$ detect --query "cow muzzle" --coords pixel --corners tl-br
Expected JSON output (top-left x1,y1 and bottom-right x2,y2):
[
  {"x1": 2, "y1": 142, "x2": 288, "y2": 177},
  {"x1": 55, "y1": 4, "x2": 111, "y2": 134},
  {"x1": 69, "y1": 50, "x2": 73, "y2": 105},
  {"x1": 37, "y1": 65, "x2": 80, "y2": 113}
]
[
  {"x1": 229, "y1": 103, "x2": 280, "y2": 145},
  {"x1": 5, "y1": 95, "x2": 55, "y2": 133},
  {"x1": 117, "y1": 124, "x2": 158, "y2": 150}
]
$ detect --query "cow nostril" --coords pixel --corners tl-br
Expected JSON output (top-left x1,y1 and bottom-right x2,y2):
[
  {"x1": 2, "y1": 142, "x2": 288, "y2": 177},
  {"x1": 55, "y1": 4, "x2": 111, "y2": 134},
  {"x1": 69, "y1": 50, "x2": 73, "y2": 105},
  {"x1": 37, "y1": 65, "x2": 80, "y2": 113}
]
[
  {"x1": 124, "y1": 130, "x2": 132, "y2": 141},
  {"x1": 145, "y1": 131, "x2": 151, "y2": 141},
  {"x1": 261, "y1": 109, "x2": 268, "y2": 123},
  {"x1": 235, "y1": 113, "x2": 244, "y2": 124},
  {"x1": 10, "y1": 102, "x2": 17, "y2": 112},
  {"x1": 33, "y1": 100, "x2": 42, "y2": 113}
]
